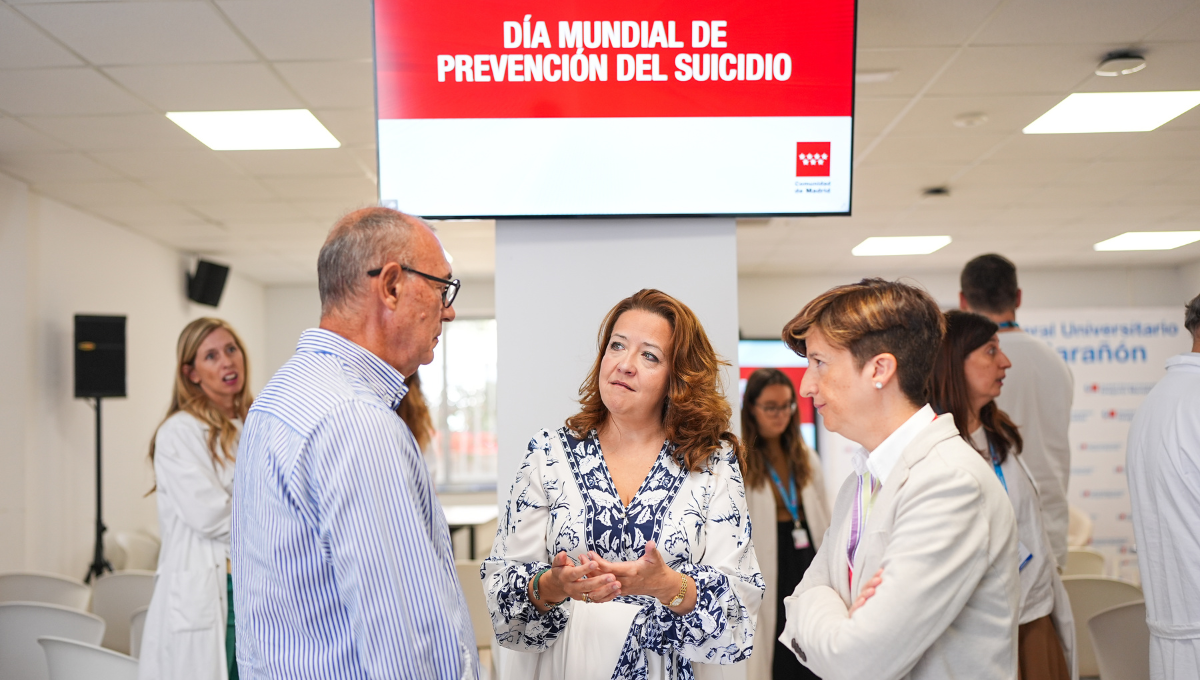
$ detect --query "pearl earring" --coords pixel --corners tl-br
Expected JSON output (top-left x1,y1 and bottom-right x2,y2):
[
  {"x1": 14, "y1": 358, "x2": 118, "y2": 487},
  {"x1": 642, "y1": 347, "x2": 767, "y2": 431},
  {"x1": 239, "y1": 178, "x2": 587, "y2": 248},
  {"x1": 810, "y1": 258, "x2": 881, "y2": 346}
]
[{"x1": 874, "y1": 381, "x2": 883, "y2": 389}]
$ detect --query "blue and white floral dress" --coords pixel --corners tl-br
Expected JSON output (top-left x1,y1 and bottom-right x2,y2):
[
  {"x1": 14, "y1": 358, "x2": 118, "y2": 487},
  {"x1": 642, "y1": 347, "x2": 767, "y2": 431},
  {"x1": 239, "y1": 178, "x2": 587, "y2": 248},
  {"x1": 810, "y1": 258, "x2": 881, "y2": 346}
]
[{"x1": 482, "y1": 428, "x2": 764, "y2": 680}]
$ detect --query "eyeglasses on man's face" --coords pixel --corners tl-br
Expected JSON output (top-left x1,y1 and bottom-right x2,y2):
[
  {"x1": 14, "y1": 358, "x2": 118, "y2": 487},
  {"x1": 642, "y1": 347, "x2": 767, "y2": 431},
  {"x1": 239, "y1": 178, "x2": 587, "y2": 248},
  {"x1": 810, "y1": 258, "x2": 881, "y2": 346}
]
[
  {"x1": 367, "y1": 264, "x2": 460, "y2": 308},
  {"x1": 755, "y1": 401, "x2": 797, "y2": 417}
]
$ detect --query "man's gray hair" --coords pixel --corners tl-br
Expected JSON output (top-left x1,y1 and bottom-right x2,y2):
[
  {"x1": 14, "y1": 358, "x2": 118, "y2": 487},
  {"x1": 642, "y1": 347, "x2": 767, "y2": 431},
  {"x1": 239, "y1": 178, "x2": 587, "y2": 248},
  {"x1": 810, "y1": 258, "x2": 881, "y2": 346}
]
[
  {"x1": 318, "y1": 207, "x2": 421, "y2": 317},
  {"x1": 1186, "y1": 292, "x2": 1200, "y2": 336}
]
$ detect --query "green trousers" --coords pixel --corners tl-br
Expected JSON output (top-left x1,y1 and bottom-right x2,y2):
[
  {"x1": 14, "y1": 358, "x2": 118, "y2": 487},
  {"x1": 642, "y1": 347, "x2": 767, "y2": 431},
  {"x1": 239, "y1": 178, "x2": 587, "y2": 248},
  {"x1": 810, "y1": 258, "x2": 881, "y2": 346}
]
[{"x1": 226, "y1": 574, "x2": 239, "y2": 680}]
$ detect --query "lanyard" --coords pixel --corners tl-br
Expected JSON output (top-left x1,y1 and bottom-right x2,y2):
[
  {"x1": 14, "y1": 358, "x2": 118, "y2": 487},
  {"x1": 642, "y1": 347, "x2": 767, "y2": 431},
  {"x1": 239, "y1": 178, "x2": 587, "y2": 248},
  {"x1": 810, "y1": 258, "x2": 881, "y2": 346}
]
[
  {"x1": 989, "y1": 441, "x2": 1008, "y2": 493},
  {"x1": 767, "y1": 464, "x2": 801, "y2": 528}
]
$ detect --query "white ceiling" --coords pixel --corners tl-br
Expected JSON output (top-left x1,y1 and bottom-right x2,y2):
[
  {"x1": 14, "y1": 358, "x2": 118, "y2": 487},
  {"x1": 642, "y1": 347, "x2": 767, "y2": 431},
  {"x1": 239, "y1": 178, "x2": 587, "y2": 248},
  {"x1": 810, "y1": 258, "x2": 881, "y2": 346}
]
[{"x1": 1, "y1": 0, "x2": 1198, "y2": 283}]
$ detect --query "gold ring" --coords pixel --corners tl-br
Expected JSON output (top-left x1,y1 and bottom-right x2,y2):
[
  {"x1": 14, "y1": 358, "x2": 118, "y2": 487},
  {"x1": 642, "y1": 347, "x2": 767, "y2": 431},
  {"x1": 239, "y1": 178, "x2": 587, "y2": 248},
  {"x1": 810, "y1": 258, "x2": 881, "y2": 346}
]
[{"x1": 584, "y1": 592, "x2": 592, "y2": 603}]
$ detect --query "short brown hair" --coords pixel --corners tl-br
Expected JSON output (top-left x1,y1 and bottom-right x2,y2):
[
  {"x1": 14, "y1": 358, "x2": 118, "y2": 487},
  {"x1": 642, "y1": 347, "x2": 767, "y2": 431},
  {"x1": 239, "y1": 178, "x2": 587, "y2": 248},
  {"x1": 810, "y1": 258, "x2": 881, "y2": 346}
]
[
  {"x1": 566, "y1": 289, "x2": 740, "y2": 472},
  {"x1": 961, "y1": 253, "x2": 1019, "y2": 314},
  {"x1": 782, "y1": 278, "x2": 945, "y2": 405}
]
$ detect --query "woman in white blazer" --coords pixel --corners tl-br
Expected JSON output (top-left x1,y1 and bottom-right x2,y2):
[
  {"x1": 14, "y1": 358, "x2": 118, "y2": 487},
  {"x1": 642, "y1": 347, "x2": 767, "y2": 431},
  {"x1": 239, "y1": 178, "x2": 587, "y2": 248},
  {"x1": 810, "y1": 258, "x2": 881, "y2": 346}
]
[
  {"x1": 929, "y1": 311, "x2": 1076, "y2": 680},
  {"x1": 777, "y1": 278, "x2": 1020, "y2": 680},
  {"x1": 740, "y1": 368, "x2": 830, "y2": 680},
  {"x1": 140, "y1": 317, "x2": 252, "y2": 680}
]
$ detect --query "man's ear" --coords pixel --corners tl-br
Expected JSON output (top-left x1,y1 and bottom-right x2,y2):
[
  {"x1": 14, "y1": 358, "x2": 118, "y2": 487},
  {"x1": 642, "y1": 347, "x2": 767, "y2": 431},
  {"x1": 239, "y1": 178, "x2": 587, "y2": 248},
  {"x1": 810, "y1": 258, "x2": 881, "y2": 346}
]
[
  {"x1": 1014, "y1": 289, "x2": 1022, "y2": 310},
  {"x1": 375, "y1": 262, "x2": 404, "y2": 311},
  {"x1": 958, "y1": 292, "x2": 970, "y2": 311}
]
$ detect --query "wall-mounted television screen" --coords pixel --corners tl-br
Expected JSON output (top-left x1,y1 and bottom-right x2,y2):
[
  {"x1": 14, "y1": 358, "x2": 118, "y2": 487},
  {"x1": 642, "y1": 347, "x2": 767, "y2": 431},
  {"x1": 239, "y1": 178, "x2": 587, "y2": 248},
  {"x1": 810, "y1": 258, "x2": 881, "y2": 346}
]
[{"x1": 374, "y1": 0, "x2": 857, "y2": 218}]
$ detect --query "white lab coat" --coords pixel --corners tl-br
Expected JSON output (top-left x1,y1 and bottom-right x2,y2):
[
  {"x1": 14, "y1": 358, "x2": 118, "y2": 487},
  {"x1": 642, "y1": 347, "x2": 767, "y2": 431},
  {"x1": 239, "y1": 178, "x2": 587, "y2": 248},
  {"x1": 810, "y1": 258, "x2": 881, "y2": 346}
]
[
  {"x1": 139, "y1": 411, "x2": 238, "y2": 680},
  {"x1": 1127, "y1": 352, "x2": 1200, "y2": 680}
]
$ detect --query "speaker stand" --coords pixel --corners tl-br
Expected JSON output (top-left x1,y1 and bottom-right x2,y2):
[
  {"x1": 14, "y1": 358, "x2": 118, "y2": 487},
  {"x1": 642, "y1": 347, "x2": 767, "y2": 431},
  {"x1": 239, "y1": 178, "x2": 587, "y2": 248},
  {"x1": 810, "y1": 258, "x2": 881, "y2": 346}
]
[{"x1": 84, "y1": 397, "x2": 112, "y2": 583}]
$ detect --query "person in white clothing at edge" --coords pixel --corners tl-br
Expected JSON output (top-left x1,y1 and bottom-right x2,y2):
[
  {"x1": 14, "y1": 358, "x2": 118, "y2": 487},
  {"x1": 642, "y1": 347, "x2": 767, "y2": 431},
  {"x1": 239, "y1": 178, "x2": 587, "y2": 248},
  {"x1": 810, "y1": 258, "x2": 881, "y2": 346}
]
[
  {"x1": 929, "y1": 311, "x2": 1077, "y2": 680},
  {"x1": 140, "y1": 317, "x2": 252, "y2": 680},
  {"x1": 777, "y1": 278, "x2": 1020, "y2": 680},
  {"x1": 1127, "y1": 292, "x2": 1200, "y2": 680},
  {"x1": 960, "y1": 254, "x2": 1074, "y2": 571},
  {"x1": 739, "y1": 368, "x2": 830, "y2": 680}
]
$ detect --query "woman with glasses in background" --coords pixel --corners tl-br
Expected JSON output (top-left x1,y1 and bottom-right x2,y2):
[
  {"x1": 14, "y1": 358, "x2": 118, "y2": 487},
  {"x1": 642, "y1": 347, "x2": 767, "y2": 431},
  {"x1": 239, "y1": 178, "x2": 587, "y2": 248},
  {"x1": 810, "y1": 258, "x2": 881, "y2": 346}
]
[{"x1": 740, "y1": 368, "x2": 830, "y2": 680}]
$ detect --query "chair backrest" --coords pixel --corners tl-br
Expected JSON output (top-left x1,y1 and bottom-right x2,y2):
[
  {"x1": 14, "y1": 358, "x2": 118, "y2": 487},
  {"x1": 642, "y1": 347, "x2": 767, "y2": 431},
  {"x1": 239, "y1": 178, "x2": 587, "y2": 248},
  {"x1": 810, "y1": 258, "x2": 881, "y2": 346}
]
[
  {"x1": 1062, "y1": 576, "x2": 1144, "y2": 677},
  {"x1": 0, "y1": 602, "x2": 105, "y2": 680},
  {"x1": 455, "y1": 560, "x2": 495, "y2": 649},
  {"x1": 128, "y1": 607, "x2": 149, "y2": 660},
  {"x1": 1067, "y1": 504, "x2": 1094, "y2": 548},
  {"x1": 1065, "y1": 548, "x2": 1106, "y2": 577},
  {"x1": 91, "y1": 572, "x2": 155, "y2": 654},
  {"x1": 38, "y1": 636, "x2": 137, "y2": 680},
  {"x1": 1088, "y1": 600, "x2": 1149, "y2": 680},
  {"x1": 0, "y1": 572, "x2": 91, "y2": 610},
  {"x1": 114, "y1": 533, "x2": 160, "y2": 572}
]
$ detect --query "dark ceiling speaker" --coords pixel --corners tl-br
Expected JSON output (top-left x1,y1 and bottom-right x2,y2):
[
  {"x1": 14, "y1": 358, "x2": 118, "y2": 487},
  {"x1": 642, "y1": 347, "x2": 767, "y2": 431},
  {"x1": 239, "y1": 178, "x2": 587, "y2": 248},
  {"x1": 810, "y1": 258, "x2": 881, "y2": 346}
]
[
  {"x1": 188, "y1": 259, "x2": 230, "y2": 307},
  {"x1": 75, "y1": 315, "x2": 126, "y2": 398}
]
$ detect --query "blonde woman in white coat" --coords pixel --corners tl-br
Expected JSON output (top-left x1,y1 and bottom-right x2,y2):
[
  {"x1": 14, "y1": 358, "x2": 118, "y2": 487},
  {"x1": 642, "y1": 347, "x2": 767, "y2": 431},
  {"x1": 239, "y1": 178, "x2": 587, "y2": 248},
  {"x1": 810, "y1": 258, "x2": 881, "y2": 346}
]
[
  {"x1": 929, "y1": 311, "x2": 1076, "y2": 680},
  {"x1": 140, "y1": 317, "x2": 252, "y2": 680},
  {"x1": 740, "y1": 368, "x2": 830, "y2": 680}
]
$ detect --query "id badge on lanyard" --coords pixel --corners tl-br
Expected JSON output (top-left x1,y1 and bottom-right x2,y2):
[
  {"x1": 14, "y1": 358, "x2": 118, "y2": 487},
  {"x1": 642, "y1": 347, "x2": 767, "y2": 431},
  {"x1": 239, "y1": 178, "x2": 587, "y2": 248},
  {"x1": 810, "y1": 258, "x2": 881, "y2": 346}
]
[
  {"x1": 792, "y1": 523, "x2": 811, "y2": 549},
  {"x1": 769, "y1": 465, "x2": 809, "y2": 549}
]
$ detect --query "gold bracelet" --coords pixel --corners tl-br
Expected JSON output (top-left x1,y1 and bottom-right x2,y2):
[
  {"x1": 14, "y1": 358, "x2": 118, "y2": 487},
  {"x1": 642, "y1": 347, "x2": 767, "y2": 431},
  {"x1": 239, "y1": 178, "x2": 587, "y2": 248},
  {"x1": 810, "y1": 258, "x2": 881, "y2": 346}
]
[{"x1": 665, "y1": 572, "x2": 687, "y2": 607}]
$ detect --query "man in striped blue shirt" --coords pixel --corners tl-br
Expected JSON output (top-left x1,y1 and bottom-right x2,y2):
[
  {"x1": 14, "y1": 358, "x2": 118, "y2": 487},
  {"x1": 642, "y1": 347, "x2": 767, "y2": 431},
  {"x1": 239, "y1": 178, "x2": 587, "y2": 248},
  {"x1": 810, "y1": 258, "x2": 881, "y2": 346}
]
[{"x1": 232, "y1": 208, "x2": 478, "y2": 679}]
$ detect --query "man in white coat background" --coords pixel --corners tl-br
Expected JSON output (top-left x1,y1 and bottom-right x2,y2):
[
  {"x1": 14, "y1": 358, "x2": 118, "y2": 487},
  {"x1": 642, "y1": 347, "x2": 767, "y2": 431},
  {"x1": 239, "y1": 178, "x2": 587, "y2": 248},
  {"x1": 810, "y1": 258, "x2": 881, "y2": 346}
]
[
  {"x1": 960, "y1": 254, "x2": 1074, "y2": 571},
  {"x1": 1127, "y1": 292, "x2": 1200, "y2": 680}
]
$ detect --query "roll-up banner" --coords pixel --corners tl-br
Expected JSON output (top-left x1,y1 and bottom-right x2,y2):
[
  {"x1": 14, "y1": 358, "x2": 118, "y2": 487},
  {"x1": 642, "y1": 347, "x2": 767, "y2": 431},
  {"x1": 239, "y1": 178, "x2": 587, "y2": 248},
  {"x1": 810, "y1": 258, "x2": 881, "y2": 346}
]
[{"x1": 374, "y1": 0, "x2": 857, "y2": 218}]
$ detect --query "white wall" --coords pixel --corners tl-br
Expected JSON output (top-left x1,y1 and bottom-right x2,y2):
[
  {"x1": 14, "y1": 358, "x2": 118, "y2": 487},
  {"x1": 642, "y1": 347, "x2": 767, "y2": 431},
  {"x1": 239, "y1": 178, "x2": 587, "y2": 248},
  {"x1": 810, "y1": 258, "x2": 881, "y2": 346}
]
[
  {"x1": 493, "y1": 219, "x2": 740, "y2": 500},
  {"x1": 738, "y1": 264, "x2": 1200, "y2": 339},
  {"x1": 0, "y1": 173, "x2": 266, "y2": 576}
]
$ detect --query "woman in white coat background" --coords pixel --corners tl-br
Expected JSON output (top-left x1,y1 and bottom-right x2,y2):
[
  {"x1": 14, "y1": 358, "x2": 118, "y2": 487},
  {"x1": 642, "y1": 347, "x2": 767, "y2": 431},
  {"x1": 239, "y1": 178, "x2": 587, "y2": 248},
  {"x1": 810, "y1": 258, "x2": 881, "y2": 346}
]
[
  {"x1": 740, "y1": 368, "x2": 830, "y2": 680},
  {"x1": 929, "y1": 310, "x2": 1076, "y2": 680},
  {"x1": 140, "y1": 317, "x2": 252, "y2": 680}
]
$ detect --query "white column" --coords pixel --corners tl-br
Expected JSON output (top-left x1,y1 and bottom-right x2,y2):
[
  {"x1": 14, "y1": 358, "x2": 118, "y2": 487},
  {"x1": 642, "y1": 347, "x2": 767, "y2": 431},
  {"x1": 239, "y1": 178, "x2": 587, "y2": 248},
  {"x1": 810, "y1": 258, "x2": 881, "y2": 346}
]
[{"x1": 494, "y1": 218, "x2": 740, "y2": 500}]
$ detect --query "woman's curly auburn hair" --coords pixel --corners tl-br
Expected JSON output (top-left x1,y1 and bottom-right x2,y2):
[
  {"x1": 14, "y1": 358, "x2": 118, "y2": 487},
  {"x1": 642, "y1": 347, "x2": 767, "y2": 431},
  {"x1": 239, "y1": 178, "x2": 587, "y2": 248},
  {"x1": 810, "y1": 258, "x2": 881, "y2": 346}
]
[{"x1": 566, "y1": 289, "x2": 740, "y2": 472}]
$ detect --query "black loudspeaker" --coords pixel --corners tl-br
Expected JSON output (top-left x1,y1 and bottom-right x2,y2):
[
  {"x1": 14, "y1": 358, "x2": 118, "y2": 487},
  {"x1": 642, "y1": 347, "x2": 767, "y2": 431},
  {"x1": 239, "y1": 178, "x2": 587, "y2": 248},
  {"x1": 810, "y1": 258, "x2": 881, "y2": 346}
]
[
  {"x1": 188, "y1": 260, "x2": 229, "y2": 307},
  {"x1": 74, "y1": 315, "x2": 126, "y2": 398}
]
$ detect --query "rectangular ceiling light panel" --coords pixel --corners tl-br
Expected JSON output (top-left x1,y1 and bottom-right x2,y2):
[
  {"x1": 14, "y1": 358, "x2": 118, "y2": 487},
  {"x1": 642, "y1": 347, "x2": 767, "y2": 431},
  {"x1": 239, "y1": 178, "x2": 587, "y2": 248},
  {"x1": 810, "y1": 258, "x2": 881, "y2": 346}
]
[
  {"x1": 167, "y1": 109, "x2": 341, "y2": 150},
  {"x1": 1094, "y1": 231, "x2": 1200, "y2": 251},
  {"x1": 852, "y1": 235, "x2": 951, "y2": 256},
  {"x1": 1023, "y1": 91, "x2": 1200, "y2": 134}
]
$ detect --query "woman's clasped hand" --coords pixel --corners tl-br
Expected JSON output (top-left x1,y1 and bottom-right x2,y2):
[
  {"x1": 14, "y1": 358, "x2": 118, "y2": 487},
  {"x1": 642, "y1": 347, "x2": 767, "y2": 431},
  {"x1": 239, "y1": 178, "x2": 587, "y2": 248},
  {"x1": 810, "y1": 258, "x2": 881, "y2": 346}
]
[{"x1": 535, "y1": 540, "x2": 692, "y2": 610}]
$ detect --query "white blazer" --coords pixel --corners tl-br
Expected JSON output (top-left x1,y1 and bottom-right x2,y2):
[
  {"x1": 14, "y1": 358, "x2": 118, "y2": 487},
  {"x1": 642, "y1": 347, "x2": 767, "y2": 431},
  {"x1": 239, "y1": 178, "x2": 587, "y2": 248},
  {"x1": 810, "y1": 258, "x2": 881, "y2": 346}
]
[
  {"x1": 139, "y1": 411, "x2": 238, "y2": 680},
  {"x1": 743, "y1": 447, "x2": 831, "y2": 680},
  {"x1": 779, "y1": 415, "x2": 1020, "y2": 680}
]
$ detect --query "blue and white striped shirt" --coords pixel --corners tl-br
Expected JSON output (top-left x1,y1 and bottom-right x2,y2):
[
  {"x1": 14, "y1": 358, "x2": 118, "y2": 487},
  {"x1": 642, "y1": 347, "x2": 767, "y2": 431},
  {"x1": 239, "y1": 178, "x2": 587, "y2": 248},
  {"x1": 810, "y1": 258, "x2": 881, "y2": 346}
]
[{"x1": 232, "y1": 329, "x2": 478, "y2": 680}]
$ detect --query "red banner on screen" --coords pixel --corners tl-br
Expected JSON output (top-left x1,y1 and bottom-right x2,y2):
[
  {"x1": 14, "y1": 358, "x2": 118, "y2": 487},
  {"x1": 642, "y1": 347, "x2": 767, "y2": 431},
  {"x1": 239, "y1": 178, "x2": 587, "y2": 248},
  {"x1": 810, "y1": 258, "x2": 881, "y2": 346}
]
[{"x1": 375, "y1": 0, "x2": 855, "y2": 119}]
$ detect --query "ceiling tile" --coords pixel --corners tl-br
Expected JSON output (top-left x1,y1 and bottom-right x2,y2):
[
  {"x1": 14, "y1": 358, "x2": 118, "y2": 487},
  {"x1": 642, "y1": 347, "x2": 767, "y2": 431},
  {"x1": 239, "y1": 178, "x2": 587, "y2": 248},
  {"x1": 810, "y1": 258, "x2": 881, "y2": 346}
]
[
  {"x1": 222, "y1": 148, "x2": 365, "y2": 177},
  {"x1": 1, "y1": 151, "x2": 119, "y2": 182},
  {"x1": 853, "y1": 98, "x2": 910, "y2": 136},
  {"x1": 18, "y1": 2, "x2": 256, "y2": 65},
  {"x1": 0, "y1": 4, "x2": 81, "y2": 68},
  {"x1": 310, "y1": 108, "x2": 376, "y2": 147},
  {"x1": 216, "y1": 0, "x2": 373, "y2": 61},
  {"x1": 958, "y1": 160, "x2": 1083, "y2": 186},
  {"x1": 864, "y1": 133, "x2": 1008, "y2": 164},
  {"x1": 974, "y1": 0, "x2": 1193, "y2": 46},
  {"x1": 1103, "y1": 130, "x2": 1200, "y2": 161},
  {"x1": 274, "y1": 60, "x2": 375, "y2": 109},
  {"x1": 104, "y1": 63, "x2": 303, "y2": 111},
  {"x1": 260, "y1": 175, "x2": 376, "y2": 201},
  {"x1": 887, "y1": 94, "x2": 1062, "y2": 135},
  {"x1": 0, "y1": 116, "x2": 69, "y2": 153},
  {"x1": 0, "y1": 68, "x2": 146, "y2": 115},
  {"x1": 986, "y1": 132, "x2": 1129, "y2": 162},
  {"x1": 928, "y1": 45, "x2": 1101, "y2": 96},
  {"x1": 857, "y1": 0, "x2": 1006, "y2": 49},
  {"x1": 854, "y1": 48, "x2": 957, "y2": 98},
  {"x1": 86, "y1": 202, "x2": 212, "y2": 226},
  {"x1": 30, "y1": 179, "x2": 163, "y2": 205},
  {"x1": 292, "y1": 200, "x2": 366, "y2": 223},
  {"x1": 144, "y1": 176, "x2": 275, "y2": 202},
  {"x1": 21, "y1": 113, "x2": 204, "y2": 150},
  {"x1": 88, "y1": 149, "x2": 245, "y2": 180},
  {"x1": 187, "y1": 201, "x2": 311, "y2": 224}
]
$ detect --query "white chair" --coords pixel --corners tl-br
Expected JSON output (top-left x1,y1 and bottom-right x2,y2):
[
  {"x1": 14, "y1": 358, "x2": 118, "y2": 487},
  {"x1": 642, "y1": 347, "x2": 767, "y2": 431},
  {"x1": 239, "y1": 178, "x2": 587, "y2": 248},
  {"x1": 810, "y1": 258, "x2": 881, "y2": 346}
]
[
  {"x1": 1068, "y1": 504, "x2": 1094, "y2": 548},
  {"x1": 38, "y1": 636, "x2": 137, "y2": 680},
  {"x1": 1062, "y1": 576, "x2": 1144, "y2": 677},
  {"x1": 0, "y1": 572, "x2": 91, "y2": 610},
  {"x1": 128, "y1": 607, "x2": 148, "y2": 659},
  {"x1": 455, "y1": 560, "x2": 496, "y2": 679},
  {"x1": 91, "y1": 571, "x2": 155, "y2": 654},
  {"x1": 114, "y1": 533, "x2": 160, "y2": 572},
  {"x1": 1088, "y1": 600, "x2": 1149, "y2": 680},
  {"x1": 0, "y1": 602, "x2": 105, "y2": 680},
  {"x1": 1065, "y1": 548, "x2": 1106, "y2": 577}
]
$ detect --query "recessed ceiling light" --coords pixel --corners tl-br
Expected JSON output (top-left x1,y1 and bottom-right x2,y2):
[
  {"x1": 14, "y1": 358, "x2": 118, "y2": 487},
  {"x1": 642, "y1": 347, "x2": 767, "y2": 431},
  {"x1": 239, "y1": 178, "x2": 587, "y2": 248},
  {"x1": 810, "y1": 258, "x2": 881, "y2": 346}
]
[
  {"x1": 1023, "y1": 91, "x2": 1200, "y2": 134},
  {"x1": 1094, "y1": 231, "x2": 1200, "y2": 251},
  {"x1": 852, "y1": 236, "x2": 952, "y2": 256},
  {"x1": 166, "y1": 109, "x2": 340, "y2": 150}
]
